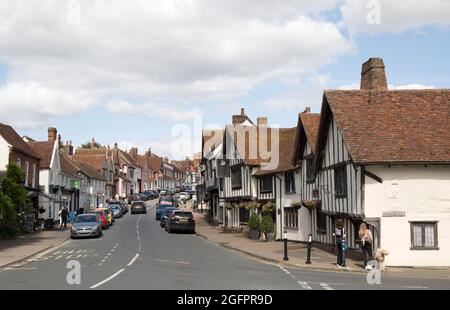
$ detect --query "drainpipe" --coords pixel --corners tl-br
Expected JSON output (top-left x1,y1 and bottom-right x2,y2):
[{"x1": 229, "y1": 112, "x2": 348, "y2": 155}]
[{"x1": 274, "y1": 175, "x2": 283, "y2": 240}]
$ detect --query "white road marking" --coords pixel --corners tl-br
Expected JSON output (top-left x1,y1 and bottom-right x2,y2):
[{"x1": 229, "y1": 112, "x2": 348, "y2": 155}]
[
  {"x1": 297, "y1": 281, "x2": 313, "y2": 290},
  {"x1": 320, "y1": 283, "x2": 334, "y2": 290},
  {"x1": 405, "y1": 285, "x2": 428, "y2": 289},
  {"x1": 279, "y1": 266, "x2": 312, "y2": 290},
  {"x1": 127, "y1": 254, "x2": 140, "y2": 266},
  {"x1": 55, "y1": 255, "x2": 63, "y2": 260},
  {"x1": 4, "y1": 267, "x2": 39, "y2": 271},
  {"x1": 90, "y1": 269, "x2": 125, "y2": 289}
]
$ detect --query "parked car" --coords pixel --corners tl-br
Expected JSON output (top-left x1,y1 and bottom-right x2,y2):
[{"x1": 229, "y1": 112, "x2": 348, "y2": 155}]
[
  {"x1": 95, "y1": 210, "x2": 109, "y2": 229},
  {"x1": 166, "y1": 210, "x2": 195, "y2": 234},
  {"x1": 141, "y1": 191, "x2": 156, "y2": 201},
  {"x1": 159, "y1": 189, "x2": 170, "y2": 196},
  {"x1": 159, "y1": 195, "x2": 173, "y2": 204},
  {"x1": 155, "y1": 201, "x2": 174, "y2": 220},
  {"x1": 97, "y1": 208, "x2": 114, "y2": 226},
  {"x1": 71, "y1": 214, "x2": 102, "y2": 239},
  {"x1": 159, "y1": 207, "x2": 177, "y2": 228},
  {"x1": 119, "y1": 201, "x2": 128, "y2": 214},
  {"x1": 130, "y1": 201, "x2": 147, "y2": 214},
  {"x1": 109, "y1": 204, "x2": 123, "y2": 218}
]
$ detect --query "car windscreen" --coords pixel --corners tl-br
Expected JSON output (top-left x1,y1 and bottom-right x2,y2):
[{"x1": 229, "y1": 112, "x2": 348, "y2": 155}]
[
  {"x1": 76, "y1": 215, "x2": 97, "y2": 223},
  {"x1": 164, "y1": 208, "x2": 175, "y2": 215},
  {"x1": 132, "y1": 202, "x2": 144, "y2": 206}
]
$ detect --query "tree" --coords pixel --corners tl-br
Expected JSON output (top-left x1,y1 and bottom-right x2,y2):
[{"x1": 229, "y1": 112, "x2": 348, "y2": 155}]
[{"x1": 0, "y1": 164, "x2": 28, "y2": 238}]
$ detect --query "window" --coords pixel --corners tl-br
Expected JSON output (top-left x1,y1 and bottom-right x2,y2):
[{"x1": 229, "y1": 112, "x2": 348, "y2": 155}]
[
  {"x1": 219, "y1": 179, "x2": 223, "y2": 191},
  {"x1": 231, "y1": 166, "x2": 242, "y2": 189},
  {"x1": 284, "y1": 207, "x2": 298, "y2": 229},
  {"x1": 32, "y1": 164, "x2": 36, "y2": 188},
  {"x1": 129, "y1": 169, "x2": 134, "y2": 179},
  {"x1": 284, "y1": 172, "x2": 295, "y2": 193},
  {"x1": 239, "y1": 207, "x2": 250, "y2": 224},
  {"x1": 24, "y1": 161, "x2": 29, "y2": 187},
  {"x1": 410, "y1": 222, "x2": 438, "y2": 250},
  {"x1": 334, "y1": 165, "x2": 347, "y2": 197},
  {"x1": 316, "y1": 205, "x2": 327, "y2": 232},
  {"x1": 260, "y1": 176, "x2": 273, "y2": 193},
  {"x1": 16, "y1": 158, "x2": 21, "y2": 167},
  {"x1": 306, "y1": 155, "x2": 315, "y2": 183}
]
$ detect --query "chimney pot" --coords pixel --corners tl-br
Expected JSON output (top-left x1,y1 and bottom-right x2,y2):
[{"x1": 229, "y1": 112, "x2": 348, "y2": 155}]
[
  {"x1": 240, "y1": 108, "x2": 245, "y2": 116},
  {"x1": 48, "y1": 127, "x2": 57, "y2": 143},
  {"x1": 360, "y1": 57, "x2": 388, "y2": 91},
  {"x1": 257, "y1": 117, "x2": 268, "y2": 126},
  {"x1": 303, "y1": 107, "x2": 311, "y2": 113}
]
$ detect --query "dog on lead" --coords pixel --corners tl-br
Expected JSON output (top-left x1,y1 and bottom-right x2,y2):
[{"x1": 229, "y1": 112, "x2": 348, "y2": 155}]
[{"x1": 375, "y1": 248, "x2": 389, "y2": 271}]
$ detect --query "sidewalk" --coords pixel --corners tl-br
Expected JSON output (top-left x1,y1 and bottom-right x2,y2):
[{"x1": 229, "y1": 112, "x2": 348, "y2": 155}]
[
  {"x1": 0, "y1": 226, "x2": 71, "y2": 267},
  {"x1": 192, "y1": 211, "x2": 450, "y2": 279}
]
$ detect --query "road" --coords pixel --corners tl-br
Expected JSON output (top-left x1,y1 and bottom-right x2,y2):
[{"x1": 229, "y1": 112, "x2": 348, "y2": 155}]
[{"x1": 0, "y1": 200, "x2": 449, "y2": 290}]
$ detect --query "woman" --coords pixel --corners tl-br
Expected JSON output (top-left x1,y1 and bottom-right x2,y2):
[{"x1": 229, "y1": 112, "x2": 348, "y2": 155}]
[
  {"x1": 333, "y1": 219, "x2": 346, "y2": 268},
  {"x1": 359, "y1": 223, "x2": 373, "y2": 270}
]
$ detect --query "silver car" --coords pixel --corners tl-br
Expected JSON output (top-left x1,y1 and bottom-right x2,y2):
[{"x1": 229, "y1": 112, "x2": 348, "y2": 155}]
[{"x1": 71, "y1": 214, "x2": 102, "y2": 239}]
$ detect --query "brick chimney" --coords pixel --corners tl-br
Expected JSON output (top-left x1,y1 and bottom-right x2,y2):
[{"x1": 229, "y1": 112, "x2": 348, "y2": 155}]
[
  {"x1": 360, "y1": 57, "x2": 388, "y2": 91},
  {"x1": 257, "y1": 117, "x2": 268, "y2": 126},
  {"x1": 64, "y1": 140, "x2": 74, "y2": 156},
  {"x1": 163, "y1": 157, "x2": 169, "y2": 164},
  {"x1": 129, "y1": 147, "x2": 138, "y2": 159},
  {"x1": 303, "y1": 107, "x2": 311, "y2": 113},
  {"x1": 232, "y1": 108, "x2": 247, "y2": 125},
  {"x1": 48, "y1": 127, "x2": 57, "y2": 143},
  {"x1": 146, "y1": 148, "x2": 152, "y2": 156}
]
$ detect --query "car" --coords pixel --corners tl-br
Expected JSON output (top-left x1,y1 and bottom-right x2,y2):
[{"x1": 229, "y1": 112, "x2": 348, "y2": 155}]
[
  {"x1": 179, "y1": 192, "x2": 191, "y2": 201},
  {"x1": 159, "y1": 207, "x2": 177, "y2": 228},
  {"x1": 159, "y1": 189, "x2": 170, "y2": 196},
  {"x1": 159, "y1": 195, "x2": 173, "y2": 204},
  {"x1": 95, "y1": 210, "x2": 109, "y2": 229},
  {"x1": 71, "y1": 214, "x2": 102, "y2": 239},
  {"x1": 130, "y1": 201, "x2": 147, "y2": 214},
  {"x1": 140, "y1": 191, "x2": 156, "y2": 201},
  {"x1": 166, "y1": 210, "x2": 195, "y2": 234},
  {"x1": 96, "y1": 208, "x2": 114, "y2": 226},
  {"x1": 109, "y1": 203, "x2": 123, "y2": 218},
  {"x1": 155, "y1": 201, "x2": 174, "y2": 220}
]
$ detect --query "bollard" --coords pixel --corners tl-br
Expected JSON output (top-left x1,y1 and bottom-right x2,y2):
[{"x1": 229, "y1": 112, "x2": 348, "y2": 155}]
[
  {"x1": 283, "y1": 231, "x2": 289, "y2": 261},
  {"x1": 305, "y1": 234, "x2": 312, "y2": 264}
]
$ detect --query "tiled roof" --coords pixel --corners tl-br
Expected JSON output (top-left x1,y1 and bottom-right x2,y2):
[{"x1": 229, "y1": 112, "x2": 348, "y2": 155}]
[
  {"x1": 147, "y1": 156, "x2": 163, "y2": 172},
  {"x1": 27, "y1": 141, "x2": 54, "y2": 168},
  {"x1": 60, "y1": 153, "x2": 80, "y2": 177},
  {"x1": 73, "y1": 161, "x2": 107, "y2": 181},
  {"x1": 292, "y1": 112, "x2": 321, "y2": 166},
  {"x1": 202, "y1": 129, "x2": 224, "y2": 157},
  {"x1": 0, "y1": 123, "x2": 40, "y2": 159},
  {"x1": 71, "y1": 154, "x2": 107, "y2": 171},
  {"x1": 252, "y1": 127, "x2": 297, "y2": 176},
  {"x1": 318, "y1": 89, "x2": 450, "y2": 164},
  {"x1": 136, "y1": 155, "x2": 149, "y2": 169}
]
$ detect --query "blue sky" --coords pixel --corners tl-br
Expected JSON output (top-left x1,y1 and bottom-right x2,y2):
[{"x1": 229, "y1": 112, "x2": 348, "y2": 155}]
[{"x1": 0, "y1": 1, "x2": 449, "y2": 159}]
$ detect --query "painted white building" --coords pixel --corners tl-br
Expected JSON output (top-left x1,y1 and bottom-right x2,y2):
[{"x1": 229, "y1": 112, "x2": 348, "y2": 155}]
[{"x1": 311, "y1": 58, "x2": 450, "y2": 266}]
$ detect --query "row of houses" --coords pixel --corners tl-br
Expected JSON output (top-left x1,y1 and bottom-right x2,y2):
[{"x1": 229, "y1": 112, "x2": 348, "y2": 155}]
[
  {"x1": 0, "y1": 127, "x2": 201, "y2": 224},
  {"x1": 201, "y1": 57, "x2": 450, "y2": 266}
]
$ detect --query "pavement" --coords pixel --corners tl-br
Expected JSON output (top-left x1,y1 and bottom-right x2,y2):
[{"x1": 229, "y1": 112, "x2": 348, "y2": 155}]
[
  {"x1": 0, "y1": 200, "x2": 449, "y2": 290},
  {"x1": 191, "y1": 208, "x2": 450, "y2": 279}
]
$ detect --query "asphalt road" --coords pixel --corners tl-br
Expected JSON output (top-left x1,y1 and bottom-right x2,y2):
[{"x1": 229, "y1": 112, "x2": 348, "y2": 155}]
[{"x1": 0, "y1": 200, "x2": 449, "y2": 290}]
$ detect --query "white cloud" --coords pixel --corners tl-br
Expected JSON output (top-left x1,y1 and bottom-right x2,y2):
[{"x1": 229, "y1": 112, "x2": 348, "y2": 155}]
[
  {"x1": 0, "y1": 82, "x2": 96, "y2": 129},
  {"x1": 0, "y1": 0, "x2": 352, "y2": 129},
  {"x1": 340, "y1": 0, "x2": 450, "y2": 34}
]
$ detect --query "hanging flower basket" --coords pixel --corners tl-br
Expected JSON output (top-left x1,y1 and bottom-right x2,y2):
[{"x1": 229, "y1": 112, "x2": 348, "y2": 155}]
[
  {"x1": 262, "y1": 201, "x2": 276, "y2": 214},
  {"x1": 245, "y1": 201, "x2": 260, "y2": 210},
  {"x1": 302, "y1": 200, "x2": 320, "y2": 211},
  {"x1": 225, "y1": 203, "x2": 234, "y2": 210},
  {"x1": 291, "y1": 201, "x2": 302, "y2": 210}
]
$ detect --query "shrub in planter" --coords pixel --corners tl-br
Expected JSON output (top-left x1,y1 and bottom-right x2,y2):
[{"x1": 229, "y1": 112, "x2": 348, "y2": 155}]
[
  {"x1": 247, "y1": 214, "x2": 260, "y2": 240},
  {"x1": 260, "y1": 215, "x2": 275, "y2": 241}
]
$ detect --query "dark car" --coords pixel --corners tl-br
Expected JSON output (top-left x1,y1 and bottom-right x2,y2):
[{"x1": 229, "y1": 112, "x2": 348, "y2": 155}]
[
  {"x1": 130, "y1": 201, "x2": 147, "y2": 214},
  {"x1": 166, "y1": 210, "x2": 195, "y2": 234},
  {"x1": 159, "y1": 207, "x2": 177, "y2": 227},
  {"x1": 155, "y1": 201, "x2": 173, "y2": 220},
  {"x1": 159, "y1": 195, "x2": 173, "y2": 204},
  {"x1": 141, "y1": 191, "x2": 157, "y2": 201},
  {"x1": 71, "y1": 214, "x2": 102, "y2": 239}
]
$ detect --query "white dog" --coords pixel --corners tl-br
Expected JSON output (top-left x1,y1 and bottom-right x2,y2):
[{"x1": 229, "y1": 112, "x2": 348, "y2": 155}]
[{"x1": 375, "y1": 248, "x2": 389, "y2": 271}]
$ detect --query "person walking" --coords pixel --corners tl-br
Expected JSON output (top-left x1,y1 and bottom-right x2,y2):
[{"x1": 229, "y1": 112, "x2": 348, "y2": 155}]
[
  {"x1": 60, "y1": 206, "x2": 68, "y2": 229},
  {"x1": 333, "y1": 219, "x2": 346, "y2": 268},
  {"x1": 359, "y1": 223, "x2": 374, "y2": 270}
]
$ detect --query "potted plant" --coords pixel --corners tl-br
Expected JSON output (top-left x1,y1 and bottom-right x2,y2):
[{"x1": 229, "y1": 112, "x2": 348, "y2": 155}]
[
  {"x1": 262, "y1": 201, "x2": 275, "y2": 215},
  {"x1": 260, "y1": 215, "x2": 275, "y2": 241},
  {"x1": 247, "y1": 214, "x2": 260, "y2": 240}
]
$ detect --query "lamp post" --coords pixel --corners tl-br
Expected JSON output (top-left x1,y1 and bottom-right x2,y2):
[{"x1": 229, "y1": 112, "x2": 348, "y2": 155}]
[{"x1": 283, "y1": 230, "x2": 289, "y2": 261}]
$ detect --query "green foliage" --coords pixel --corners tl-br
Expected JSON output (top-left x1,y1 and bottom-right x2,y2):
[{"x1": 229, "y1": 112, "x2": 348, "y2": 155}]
[
  {"x1": 0, "y1": 164, "x2": 28, "y2": 239},
  {"x1": 260, "y1": 215, "x2": 275, "y2": 233},
  {"x1": 247, "y1": 213, "x2": 260, "y2": 231},
  {"x1": 262, "y1": 201, "x2": 275, "y2": 214},
  {"x1": 245, "y1": 201, "x2": 259, "y2": 210},
  {"x1": 291, "y1": 201, "x2": 302, "y2": 209}
]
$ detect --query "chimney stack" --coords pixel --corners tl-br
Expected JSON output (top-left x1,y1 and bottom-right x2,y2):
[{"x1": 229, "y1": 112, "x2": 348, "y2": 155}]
[
  {"x1": 303, "y1": 107, "x2": 311, "y2": 113},
  {"x1": 64, "y1": 140, "x2": 74, "y2": 156},
  {"x1": 257, "y1": 117, "x2": 268, "y2": 127},
  {"x1": 163, "y1": 157, "x2": 169, "y2": 164},
  {"x1": 360, "y1": 57, "x2": 388, "y2": 91},
  {"x1": 129, "y1": 147, "x2": 138, "y2": 159},
  {"x1": 232, "y1": 108, "x2": 248, "y2": 125},
  {"x1": 48, "y1": 127, "x2": 57, "y2": 143},
  {"x1": 147, "y1": 148, "x2": 152, "y2": 156}
]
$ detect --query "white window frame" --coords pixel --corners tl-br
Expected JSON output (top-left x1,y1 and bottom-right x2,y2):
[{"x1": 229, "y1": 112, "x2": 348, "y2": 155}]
[{"x1": 24, "y1": 161, "x2": 30, "y2": 187}]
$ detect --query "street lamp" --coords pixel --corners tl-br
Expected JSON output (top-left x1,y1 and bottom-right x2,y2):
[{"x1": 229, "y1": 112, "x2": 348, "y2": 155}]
[{"x1": 283, "y1": 230, "x2": 289, "y2": 261}]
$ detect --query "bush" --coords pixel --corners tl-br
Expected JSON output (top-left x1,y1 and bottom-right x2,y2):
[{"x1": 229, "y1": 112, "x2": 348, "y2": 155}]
[
  {"x1": 247, "y1": 214, "x2": 260, "y2": 231},
  {"x1": 260, "y1": 215, "x2": 274, "y2": 234}
]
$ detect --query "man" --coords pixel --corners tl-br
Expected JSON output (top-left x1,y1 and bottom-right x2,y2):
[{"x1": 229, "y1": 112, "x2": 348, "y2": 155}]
[{"x1": 60, "y1": 207, "x2": 68, "y2": 229}]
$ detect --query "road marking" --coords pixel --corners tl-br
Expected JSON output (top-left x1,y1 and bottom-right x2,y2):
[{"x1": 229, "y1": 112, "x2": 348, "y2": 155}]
[
  {"x1": 55, "y1": 255, "x2": 63, "y2": 260},
  {"x1": 320, "y1": 283, "x2": 334, "y2": 290},
  {"x1": 405, "y1": 285, "x2": 428, "y2": 289},
  {"x1": 297, "y1": 281, "x2": 312, "y2": 290},
  {"x1": 90, "y1": 269, "x2": 125, "y2": 289},
  {"x1": 279, "y1": 266, "x2": 312, "y2": 290},
  {"x1": 127, "y1": 254, "x2": 140, "y2": 266}
]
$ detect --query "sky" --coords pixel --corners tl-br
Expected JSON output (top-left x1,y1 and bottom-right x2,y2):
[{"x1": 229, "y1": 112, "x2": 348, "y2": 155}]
[{"x1": 0, "y1": 0, "x2": 449, "y2": 159}]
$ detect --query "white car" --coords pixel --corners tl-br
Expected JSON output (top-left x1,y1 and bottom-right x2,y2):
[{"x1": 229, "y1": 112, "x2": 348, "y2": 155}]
[{"x1": 179, "y1": 192, "x2": 191, "y2": 200}]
